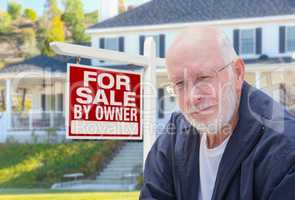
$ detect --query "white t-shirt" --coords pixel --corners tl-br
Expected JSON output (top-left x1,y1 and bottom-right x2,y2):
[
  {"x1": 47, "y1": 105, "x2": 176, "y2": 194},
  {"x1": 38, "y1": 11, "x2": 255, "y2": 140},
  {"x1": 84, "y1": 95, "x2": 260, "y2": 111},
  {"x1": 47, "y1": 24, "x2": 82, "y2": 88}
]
[{"x1": 198, "y1": 134, "x2": 230, "y2": 200}]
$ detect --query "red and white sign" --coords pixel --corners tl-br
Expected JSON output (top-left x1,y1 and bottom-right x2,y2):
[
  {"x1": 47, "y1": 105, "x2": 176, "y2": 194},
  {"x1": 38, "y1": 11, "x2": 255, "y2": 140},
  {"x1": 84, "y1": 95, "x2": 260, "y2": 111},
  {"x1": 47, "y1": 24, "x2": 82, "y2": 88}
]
[{"x1": 66, "y1": 64, "x2": 142, "y2": 140}]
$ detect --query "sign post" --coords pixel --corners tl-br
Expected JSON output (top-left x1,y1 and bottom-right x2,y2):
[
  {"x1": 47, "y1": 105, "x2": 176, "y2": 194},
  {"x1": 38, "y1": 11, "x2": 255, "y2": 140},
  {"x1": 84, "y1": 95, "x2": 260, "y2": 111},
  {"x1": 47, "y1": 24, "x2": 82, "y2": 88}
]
[{"x1": 50, "y1": 39, "x2": 164, "y2": 166}]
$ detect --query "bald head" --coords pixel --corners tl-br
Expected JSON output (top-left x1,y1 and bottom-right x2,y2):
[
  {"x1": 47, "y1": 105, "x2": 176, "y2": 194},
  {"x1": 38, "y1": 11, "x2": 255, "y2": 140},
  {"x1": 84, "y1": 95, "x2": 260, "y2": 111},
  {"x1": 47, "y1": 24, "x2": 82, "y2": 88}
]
[{"x1": 166, "y1": 26, "x2": 238, "y2": 79}]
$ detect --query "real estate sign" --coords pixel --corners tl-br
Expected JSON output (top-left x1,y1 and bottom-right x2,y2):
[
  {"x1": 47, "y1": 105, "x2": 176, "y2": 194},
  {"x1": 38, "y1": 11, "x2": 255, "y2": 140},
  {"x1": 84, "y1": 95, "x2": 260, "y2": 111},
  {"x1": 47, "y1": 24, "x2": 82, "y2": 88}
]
[{"x1": 67, "y1": 64, "x2": 142, "y2": 140}]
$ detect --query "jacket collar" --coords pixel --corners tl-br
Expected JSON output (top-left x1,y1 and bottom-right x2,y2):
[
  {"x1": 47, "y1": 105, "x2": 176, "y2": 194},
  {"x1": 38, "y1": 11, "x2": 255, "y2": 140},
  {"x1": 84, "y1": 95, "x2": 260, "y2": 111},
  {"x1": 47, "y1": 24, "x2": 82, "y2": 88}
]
[
  {"x1": 211, "y1": 81, "x2": 265, "y2": 200},
  {"x1": 177, "y1": 81, "x2": 272, "y2": 200}
]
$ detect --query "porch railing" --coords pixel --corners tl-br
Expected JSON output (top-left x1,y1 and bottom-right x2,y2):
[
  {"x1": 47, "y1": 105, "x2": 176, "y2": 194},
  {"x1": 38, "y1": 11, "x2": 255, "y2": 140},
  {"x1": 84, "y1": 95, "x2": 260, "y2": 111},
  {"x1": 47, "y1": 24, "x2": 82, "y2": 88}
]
[{"x1": 11, "y1": 111, "x2": 65, "y2": 130}]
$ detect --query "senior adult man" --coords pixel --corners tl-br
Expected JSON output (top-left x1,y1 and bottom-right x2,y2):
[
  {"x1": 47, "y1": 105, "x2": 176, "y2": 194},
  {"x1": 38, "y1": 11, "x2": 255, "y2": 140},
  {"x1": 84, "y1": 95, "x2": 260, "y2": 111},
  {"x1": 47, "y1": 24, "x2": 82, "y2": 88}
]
[{"x1": 140, "y1": 26, "x2": 295, "y2": 200}]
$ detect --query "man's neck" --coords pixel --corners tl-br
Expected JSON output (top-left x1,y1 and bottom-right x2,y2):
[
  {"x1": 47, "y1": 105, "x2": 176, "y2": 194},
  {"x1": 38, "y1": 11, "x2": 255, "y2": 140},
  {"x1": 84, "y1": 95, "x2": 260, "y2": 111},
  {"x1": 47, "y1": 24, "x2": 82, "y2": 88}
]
[{"x1": 206, "y1": 112, "x2": 239, "y2": 149}]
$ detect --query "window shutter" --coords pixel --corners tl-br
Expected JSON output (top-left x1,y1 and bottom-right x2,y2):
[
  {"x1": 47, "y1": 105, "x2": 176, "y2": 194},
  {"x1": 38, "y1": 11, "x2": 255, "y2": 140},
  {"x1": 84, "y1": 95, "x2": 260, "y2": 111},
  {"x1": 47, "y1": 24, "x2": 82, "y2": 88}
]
[
  {"x1": 139, "y1": 35, "x2": 145, "y2": 55},
  {"x1": 256, "y1": 28, "x2": 262, "y2": 54},
  {"x1": 41, "y1": 94, "x2": 46, "y2": 111},
  {"x1": 159, "y1": 34, "x2": 165, "y2": 58},
  {"x1": 233, "y1": 29, "x2": 240, "y2": 55},
  {"x1": 279, "y1": 26, "x2": 286, "y2": 53},
  {"x1": 158, "y1": 88, "x2": 164, "y2": 119},
  {"x1": 58, "y1": 94, "x2": 63, "y2": 111},
  {"x1": 118, "y1": 37, "x2": 124, "y2": 52},
  {"x1": 99, "y1": 38, "x2": 105, "y2": 49}
]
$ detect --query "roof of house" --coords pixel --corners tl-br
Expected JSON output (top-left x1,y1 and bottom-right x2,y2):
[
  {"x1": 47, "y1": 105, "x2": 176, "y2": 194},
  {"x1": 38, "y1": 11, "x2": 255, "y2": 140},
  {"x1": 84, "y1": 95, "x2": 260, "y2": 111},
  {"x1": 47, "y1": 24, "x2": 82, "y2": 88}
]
[
  {"x1": 88, "y1": 0, "x2": 295, "y2": 30},
  {"x1": 0, "y1": 55, "x2": 91, "y2": 74}
]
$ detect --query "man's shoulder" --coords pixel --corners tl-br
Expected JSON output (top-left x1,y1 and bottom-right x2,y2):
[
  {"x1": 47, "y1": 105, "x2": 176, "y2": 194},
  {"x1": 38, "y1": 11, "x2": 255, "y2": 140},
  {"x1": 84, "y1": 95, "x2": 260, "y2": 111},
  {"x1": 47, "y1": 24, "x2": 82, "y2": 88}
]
[{"x1": 245, "y1": 82, "x2": 295, "y2": 144}]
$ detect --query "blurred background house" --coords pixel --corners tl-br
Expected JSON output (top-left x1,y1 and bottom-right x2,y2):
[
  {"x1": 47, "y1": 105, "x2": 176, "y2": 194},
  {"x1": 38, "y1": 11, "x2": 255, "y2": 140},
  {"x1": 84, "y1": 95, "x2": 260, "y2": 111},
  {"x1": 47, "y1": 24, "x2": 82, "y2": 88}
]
[
  {"x1": 87, "y1": 0, "x2": 295, "y2": 128},
  {"x1": 0, "y1": 0, "x2": 295, "y2": 191},
  {"x1": 2, "y1": 0, "x2": 294, "y2": 141}
]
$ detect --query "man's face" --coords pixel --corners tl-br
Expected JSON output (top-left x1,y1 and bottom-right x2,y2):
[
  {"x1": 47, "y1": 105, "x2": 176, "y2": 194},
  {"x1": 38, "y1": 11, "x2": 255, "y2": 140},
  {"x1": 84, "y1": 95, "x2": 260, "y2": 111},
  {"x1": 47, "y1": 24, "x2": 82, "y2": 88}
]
[{"x1": 166, "y1": 37, "x2": 239, "y2": 134}]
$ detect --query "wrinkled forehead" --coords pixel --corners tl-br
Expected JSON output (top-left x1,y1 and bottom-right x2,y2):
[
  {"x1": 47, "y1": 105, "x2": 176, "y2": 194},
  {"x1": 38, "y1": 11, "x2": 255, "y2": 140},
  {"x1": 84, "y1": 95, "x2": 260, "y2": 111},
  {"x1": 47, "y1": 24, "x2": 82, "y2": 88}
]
[{"x1": 166, "y1": 31, "x2": 226, "y2": 81}]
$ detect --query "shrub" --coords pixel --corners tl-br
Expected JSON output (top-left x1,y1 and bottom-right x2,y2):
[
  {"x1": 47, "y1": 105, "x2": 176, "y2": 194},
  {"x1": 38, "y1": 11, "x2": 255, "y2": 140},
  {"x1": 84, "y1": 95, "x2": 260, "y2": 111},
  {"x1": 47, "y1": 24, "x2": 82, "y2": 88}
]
[{"x1": 0, "y1": 140, "x2": 123, "y2": 188}]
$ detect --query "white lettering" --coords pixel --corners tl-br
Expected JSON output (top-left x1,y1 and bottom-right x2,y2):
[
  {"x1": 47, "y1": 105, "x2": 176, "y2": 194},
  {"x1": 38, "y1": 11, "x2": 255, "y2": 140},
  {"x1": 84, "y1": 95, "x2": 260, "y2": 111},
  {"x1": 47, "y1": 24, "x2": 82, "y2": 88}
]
[
  {"x1": 84, "y1": 71, "x2": 97, "y2": 87},
  {"x1": 124, "y1": 92, "x2": 136, "y2": 107},
  {"x1": 74, "y1": 104, "x2": 82, "y2": 119},
  {"x1": 76, "y1": 87, "x2": 92, "y2": 104}
]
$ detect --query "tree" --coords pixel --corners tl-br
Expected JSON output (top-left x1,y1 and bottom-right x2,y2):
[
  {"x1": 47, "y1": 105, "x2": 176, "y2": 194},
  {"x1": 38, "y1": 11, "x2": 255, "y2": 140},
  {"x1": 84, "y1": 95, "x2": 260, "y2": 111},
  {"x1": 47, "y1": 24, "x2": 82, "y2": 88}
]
[
  {"x1": 7, "y1": 1, "x2": 22, "y2": 20},
  {"x1": 44, "y1": 0, "x2": 61, "y2": 20},
  {"x1": 37, "y1": 0, "x2": 65, "y2": 56},
  {"x1": 63, "y1": 0, "x2": 90, "y2": 43},
  {"x1": 0, "y1": 12, "x2": 12, "y2": 33},
  {"x1": 21, "y1": 28, "x2": 39, "y2": 57},
  {"x1": 23, "y1": 8, "x2": 37, "y2": 21},
  {"x1": 118, "y1": 0, "x2": 126, "y2": 13},
  {"x1": 84, "y1": 10, "x2": 98, "y2": 26},
  {"x1": 39, "y1": 16, "x2": 65, "y2": 56}
]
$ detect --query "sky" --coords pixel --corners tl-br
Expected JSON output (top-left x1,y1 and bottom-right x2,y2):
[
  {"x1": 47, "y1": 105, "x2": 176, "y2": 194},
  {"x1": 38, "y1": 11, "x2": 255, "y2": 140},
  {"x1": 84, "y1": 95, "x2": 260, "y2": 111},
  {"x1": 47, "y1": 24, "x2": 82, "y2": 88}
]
[{"x1": 0, "y1": 0, "x2": 150, "y2": 16}]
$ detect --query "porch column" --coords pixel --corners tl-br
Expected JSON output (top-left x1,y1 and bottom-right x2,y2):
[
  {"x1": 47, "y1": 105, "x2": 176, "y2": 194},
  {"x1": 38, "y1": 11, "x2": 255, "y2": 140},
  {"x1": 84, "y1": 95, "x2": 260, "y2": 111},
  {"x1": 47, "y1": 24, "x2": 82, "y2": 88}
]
[
  {"x1": 5, "y1": 79, "x2": 12, "y2": 129},
  {"x1": 255, "y1": 71, "x2": 261, "y2": 89}
]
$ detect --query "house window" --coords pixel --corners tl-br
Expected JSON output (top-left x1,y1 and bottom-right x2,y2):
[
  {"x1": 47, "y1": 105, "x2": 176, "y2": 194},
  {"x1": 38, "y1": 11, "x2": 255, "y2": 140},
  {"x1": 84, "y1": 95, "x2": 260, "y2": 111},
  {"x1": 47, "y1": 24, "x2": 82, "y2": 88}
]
[
  {"x1": 240, "y1": 29, "x2": 255, "y2": 55},
  {"x1": 41, "y1": 94, "x2": 63, "y2": 111},
  {"x1": 286, "y1": 26, "x2": 295, "y2": 52},
  {"x1": 139, "y1": 34, "x2": 165, "y2": 58},
  {"x1": 104, "y1": 38, "x2": 119, "y2": 51},
  {"x1": 145, "y1": 35, "x2": 160, "y2": 57}
]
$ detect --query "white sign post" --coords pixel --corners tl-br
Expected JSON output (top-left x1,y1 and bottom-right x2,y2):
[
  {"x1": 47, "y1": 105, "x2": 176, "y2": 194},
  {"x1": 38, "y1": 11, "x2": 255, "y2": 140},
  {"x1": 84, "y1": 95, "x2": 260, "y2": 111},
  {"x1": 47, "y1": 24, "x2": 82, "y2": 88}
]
[{"x1": 50, "y1": 39, "x2": 164, "y2": 167}]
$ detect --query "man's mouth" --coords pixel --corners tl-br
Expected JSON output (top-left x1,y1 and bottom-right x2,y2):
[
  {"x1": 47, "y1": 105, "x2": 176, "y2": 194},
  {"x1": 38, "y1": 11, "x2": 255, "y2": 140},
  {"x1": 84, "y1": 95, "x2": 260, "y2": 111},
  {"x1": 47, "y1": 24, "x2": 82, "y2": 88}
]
[{"x1": 190, "y1": 104, "x2": 217, "y2": 115}]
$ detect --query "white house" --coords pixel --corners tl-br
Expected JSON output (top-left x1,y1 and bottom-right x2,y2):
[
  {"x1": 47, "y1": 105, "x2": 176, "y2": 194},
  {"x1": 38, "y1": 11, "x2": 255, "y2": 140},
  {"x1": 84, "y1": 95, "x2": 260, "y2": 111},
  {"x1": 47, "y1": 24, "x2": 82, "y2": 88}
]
[
  {"x1": 0, "y1": 56, "x2": 90, "y2": 142},
  {"x1": 0, "y1": 0, "x2": 295, "y2": 143},
  {"x1": 86, "y1": 0, "x2": 295, "y2": 124}
]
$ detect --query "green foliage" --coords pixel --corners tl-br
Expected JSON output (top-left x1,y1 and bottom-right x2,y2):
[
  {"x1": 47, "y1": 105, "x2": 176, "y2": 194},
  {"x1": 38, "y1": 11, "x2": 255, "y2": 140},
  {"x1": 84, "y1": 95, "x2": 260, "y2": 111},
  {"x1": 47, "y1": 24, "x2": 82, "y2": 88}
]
[
  {"x1": 7, "y1": 1, "x2": 22, "y2": 20},
  {"x1": 0, "y1": 190, "x2": 139, "y2": 199},
  {"x1": 0, "y1": 59, "x2": 5, "y2": 69},
  {"x1": 45, "y1": 128, "x2": 58, "y2": 144},
  {"x1": 38, "y1": 0, "x2": 65, "y2": 56},
  {"x1": 0, "y1": 12, "x2": 12, "y2": 33},
  {"x1": 21, "y1": 28, "x2": 39, "y2": 57},
  {"x1": 44, "y1": 0, "x2": 61, "y2": 20},
  {"x1": 23, "y1": 8, "x2": 37, "y2": 21},
  {"x1": 13, "y1": 95, "x2": 32, "y2": 113},
  {"x1": 0, "y1": 141, "x2": 122, "y2": 188},
  {"x1": 136, "y1": 175, "x2": 144, "y2": 190},
  {"x1": 63, "y1": 0, "x2": 90, "y2": 43},
  {"x1": 118, "y1": 0, "x2": 126, "y2": 14},
  {"x1": 48, "y1": 16, "x2": 65, "y2": 42},
  {"x1": 84, "y1": 10, "x2": 98, "y2": 25}
]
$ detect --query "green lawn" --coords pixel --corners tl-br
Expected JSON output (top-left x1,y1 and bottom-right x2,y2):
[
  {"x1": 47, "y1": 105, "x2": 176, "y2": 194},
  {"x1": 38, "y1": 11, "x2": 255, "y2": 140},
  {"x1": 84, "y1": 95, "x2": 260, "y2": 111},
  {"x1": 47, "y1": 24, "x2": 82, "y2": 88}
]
[
  {"x1": 0, "y1": 189, "x2": 139, "y2": 200},
  {"x1": 0, "y1": 141, "x2": 121, "y2": 188}
]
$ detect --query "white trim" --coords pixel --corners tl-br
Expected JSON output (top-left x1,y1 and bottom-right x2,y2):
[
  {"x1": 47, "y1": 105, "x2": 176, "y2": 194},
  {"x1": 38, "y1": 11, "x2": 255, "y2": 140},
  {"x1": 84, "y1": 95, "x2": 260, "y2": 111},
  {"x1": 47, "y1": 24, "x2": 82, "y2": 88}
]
[
  {"x1": 154, "y1": 62, "x2": 295, "y2": 74},
  {"x1": 0, "y1": 72, "x2": 66, "y2": 80},
  {"x1": 5, "y1": 79, "x2": 12, "y2": 129},
  {"x1": 86, "y1": 15, "x2": 295, "y2": 35},
  {"x1": 245, "y1": 63, "x2": 295, "y2": 72},
  {"x1": 50, "y1": 42, "x2": 165, "y2": 67}
]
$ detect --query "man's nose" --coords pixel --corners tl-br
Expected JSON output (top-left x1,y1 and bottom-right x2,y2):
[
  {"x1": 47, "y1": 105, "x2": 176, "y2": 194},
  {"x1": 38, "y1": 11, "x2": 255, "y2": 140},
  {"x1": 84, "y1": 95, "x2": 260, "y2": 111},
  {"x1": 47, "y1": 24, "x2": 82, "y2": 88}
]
[{"x1": 185, "y1": 83, "x2": 203, "y2": 105}]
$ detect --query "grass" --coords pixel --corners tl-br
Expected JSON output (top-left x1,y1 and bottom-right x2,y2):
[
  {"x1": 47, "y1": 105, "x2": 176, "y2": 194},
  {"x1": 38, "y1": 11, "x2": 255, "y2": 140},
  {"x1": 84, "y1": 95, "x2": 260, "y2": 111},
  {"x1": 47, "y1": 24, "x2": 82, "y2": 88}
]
[
  {"x1": 0, "y1": 189, "x2": 139, "y2": 200},
  {"x1": 0, "y1": 141, "x2": 121, "y2": 188}
]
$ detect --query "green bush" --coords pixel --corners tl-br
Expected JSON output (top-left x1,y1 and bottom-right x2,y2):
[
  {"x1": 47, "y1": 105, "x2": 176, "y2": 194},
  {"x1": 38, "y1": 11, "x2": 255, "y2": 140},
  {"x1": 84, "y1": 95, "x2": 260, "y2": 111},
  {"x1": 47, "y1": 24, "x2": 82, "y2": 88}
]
[{"x1": 0, "y1": 140, "x2": 122, "y2": 188}]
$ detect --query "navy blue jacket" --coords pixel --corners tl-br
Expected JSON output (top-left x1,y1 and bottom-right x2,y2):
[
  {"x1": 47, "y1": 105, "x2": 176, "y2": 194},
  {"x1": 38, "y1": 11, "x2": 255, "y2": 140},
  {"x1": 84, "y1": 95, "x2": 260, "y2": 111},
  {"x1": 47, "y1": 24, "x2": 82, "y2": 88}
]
[{"x1": 140, "y1": 82, "x2": 295, "y2": 200}]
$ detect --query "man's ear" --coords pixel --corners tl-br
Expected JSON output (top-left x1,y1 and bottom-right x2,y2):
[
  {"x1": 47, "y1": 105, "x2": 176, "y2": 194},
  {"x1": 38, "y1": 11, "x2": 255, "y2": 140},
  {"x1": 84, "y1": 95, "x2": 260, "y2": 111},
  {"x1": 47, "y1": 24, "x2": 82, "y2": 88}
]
[{"x1": 233, "y1": 58, "x2": 245, "y2": 91}]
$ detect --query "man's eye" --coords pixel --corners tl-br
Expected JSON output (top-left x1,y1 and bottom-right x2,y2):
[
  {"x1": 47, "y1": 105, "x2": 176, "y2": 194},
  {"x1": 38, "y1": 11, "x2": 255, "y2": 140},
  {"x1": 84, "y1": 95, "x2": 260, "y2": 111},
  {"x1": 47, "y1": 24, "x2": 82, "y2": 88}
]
[
  {"x1": 198, "y1": 76, "x2": 212, "y2": 81},
  {"x1": 174, "y1": 80, "x2": 184, "y2": 88}
]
